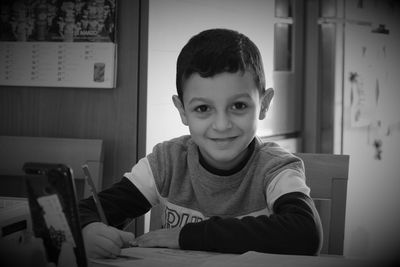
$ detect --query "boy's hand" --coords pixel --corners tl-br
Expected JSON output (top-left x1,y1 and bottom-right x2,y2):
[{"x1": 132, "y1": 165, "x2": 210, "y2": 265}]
[
  {"x1": 82, "y1": 222, "x2": 135, "y2": 259},
  {"x1": 130, "y1": 227, "x2": 181, "y2": 249}
]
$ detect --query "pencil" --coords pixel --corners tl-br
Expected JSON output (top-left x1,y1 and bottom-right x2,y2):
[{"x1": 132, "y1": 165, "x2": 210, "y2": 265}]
[{"x1": 82, "y1": 164, "x2": 108, "y2": 225}]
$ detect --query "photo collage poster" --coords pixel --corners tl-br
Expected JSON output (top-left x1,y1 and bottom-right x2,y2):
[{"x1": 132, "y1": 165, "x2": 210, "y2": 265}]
[{"x1": 0, "y1": 0, "x2": 117, "y2": 88}]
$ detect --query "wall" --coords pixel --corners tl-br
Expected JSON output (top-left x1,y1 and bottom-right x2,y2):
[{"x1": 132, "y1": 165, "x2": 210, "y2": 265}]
[
  {"x1": 303, "y1": 0, "x2": 400, "y2": 261},
  {"x1": 0, "y1": 0, "x2": 146, "y2": 190},
  {"x1": 340, "y1": 0, "x2": 400, "y2": 261}
]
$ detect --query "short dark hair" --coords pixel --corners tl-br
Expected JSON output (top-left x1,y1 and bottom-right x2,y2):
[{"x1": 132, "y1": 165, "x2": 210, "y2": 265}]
[{"x1": 176, "y1": 28, "x2": 266, "y2": 102}]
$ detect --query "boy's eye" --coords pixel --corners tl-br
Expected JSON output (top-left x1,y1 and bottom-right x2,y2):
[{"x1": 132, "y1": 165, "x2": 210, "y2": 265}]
[
  {"x1": 194, "y1": 105, "x2": 210, "y2": 113},
  {"x1": 232, "y1": 102, "x2": 247, "y2": 110}
]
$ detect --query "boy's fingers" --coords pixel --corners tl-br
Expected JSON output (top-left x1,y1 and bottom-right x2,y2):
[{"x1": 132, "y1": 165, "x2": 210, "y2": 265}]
[
  {"x1": 83, "y1": 223, "x2": 135, "y2": 258},
  {"x1": 95, "y1": 237, "x2": 121, "y2": 257},
  {"x1": 117, "y1": 229, "x2": 136, "y2": 246},
  {"x1": 129, "y1": 228, "x2": 180, "y2": 248},
  {"x1": 131, "y1": 233, "x2": 156, "y2": 247},
  {"x1": 98, "y1": 226, "x2": 124, "y2": 248},
  {"x1": 83, "y1": 223, "x2": 124, "y2": 259},
  {"x1": 84, "y1": 223, "x2": 122, "y2": 248}
]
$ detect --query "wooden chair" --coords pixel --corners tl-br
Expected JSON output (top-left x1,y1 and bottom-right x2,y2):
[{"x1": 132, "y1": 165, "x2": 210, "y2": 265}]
[
  {"x1": 148, "y1": 153, "x2": 349, "y2": 255},
  {"x1": 294, "y1": 153, "x2": 349, "y2": 255},
  {"x1": 0, "y1": 136, "x2": 104, "y2": 199}
]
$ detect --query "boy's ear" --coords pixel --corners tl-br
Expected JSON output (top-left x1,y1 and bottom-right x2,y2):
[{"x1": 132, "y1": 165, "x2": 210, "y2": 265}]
[
  {"x1": 259, "y1": 88, "x2": 274, "y2": 120},
  {"x1": 172, "y1": 95, "x2": 188, "y2": 126}
]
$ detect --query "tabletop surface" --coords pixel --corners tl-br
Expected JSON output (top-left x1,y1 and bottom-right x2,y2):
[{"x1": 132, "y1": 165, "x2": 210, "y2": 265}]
[{"x1": 89, "y1": 247, "x2": 380, "y2": 267}]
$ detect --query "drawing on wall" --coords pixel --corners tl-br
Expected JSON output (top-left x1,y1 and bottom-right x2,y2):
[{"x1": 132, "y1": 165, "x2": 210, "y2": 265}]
[
  {"x1": 345, "y1": 24, "x2": 381, "y2": 128},
  {"x1": 345, "y1": 21, "x2": 400, "y2": 160},
  {"x1": 0, "y1": 0, "x2": 117, "y2": 88},
  {"x1": 348, "y1": 69, "x2": 377, "y2": 128}
]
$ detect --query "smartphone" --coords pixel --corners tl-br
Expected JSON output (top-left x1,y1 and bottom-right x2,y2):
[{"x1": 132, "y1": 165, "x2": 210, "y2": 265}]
[{"x1": 23, "y1": 162, "x2": 87, "y2": 267}]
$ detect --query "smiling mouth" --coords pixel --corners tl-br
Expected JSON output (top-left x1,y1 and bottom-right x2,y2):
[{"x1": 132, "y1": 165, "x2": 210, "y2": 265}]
[{"x1": 210, "y1": 137, "x2": 237, "y2": 146}]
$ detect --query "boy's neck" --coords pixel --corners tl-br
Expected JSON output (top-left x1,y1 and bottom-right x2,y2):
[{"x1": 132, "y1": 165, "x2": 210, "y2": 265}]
[{"x1": 198, "y1": 138, "x2": 256, "y2": 176}]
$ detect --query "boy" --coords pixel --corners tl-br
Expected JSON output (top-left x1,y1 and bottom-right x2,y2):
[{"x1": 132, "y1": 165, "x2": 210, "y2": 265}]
[{"x1": 79, "y1": 28, "x2": 322, "y2": 259}]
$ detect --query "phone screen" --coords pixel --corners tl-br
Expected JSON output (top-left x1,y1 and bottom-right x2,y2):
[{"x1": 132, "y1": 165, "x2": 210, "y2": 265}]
[{"x1": 24, "y1": 162, "x2": 87, "y2": 267}]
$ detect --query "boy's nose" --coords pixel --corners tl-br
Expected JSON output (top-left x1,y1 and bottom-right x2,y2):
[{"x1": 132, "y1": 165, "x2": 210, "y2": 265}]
[{"x1": 212, "y1": 112, "x2": 233, "y2": 131}]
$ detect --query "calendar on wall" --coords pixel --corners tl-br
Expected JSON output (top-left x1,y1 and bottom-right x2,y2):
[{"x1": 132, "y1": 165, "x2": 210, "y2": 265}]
[{"x1": 0, "y1": 0, "x2": 117, "y2": 88}]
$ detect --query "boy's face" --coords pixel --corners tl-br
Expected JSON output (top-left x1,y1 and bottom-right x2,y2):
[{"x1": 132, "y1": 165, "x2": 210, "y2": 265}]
[{"x1": 173, "y1": 71, "x2": 274, "y2": 171}]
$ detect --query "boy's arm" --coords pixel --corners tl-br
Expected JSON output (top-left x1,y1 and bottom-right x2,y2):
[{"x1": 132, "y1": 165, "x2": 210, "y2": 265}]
[
  {"x1": 179, "y1": 191, "x2": 322, "y2": 255},
  {"x1": 79, "y1": 177, "x2": 152, "y2": 229}
]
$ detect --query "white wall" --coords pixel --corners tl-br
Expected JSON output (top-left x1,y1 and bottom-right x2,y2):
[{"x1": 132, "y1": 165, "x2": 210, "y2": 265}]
[
  {"x1": 147, "y1": 0, "x2": 276, "y2": 153},
  {"x1": 341, "y1": 0, "x2": 400, "y2": 261}
]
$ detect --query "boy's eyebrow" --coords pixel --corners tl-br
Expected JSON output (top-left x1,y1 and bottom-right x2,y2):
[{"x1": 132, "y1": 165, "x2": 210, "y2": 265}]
[
  {"x1": 188, "y1": 93, "x2": 252, "y2": 105},
  {"x1": 228, "y1": 93, "x2": 253, "y2": 100},
  {"x1": 188, "y1": 97, "x2": 210, "y2": 105}
]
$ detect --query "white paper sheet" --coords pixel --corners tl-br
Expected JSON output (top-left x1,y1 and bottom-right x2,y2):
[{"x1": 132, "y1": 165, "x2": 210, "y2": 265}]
[{"x1": 90, "y1": 247, "x2": 234, "y2": 267}]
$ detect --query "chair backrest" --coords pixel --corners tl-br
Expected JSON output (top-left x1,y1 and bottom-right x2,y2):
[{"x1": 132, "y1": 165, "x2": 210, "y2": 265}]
[
  {"x1": 0, "y1": 136, "x2": 104, "y2": 199},
  {"x1": 149, "y1": 152, "x2": 349, "y2": 256},
  {"x1": 294, "y1": 153, "x2": 349, "y2": 255}
]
